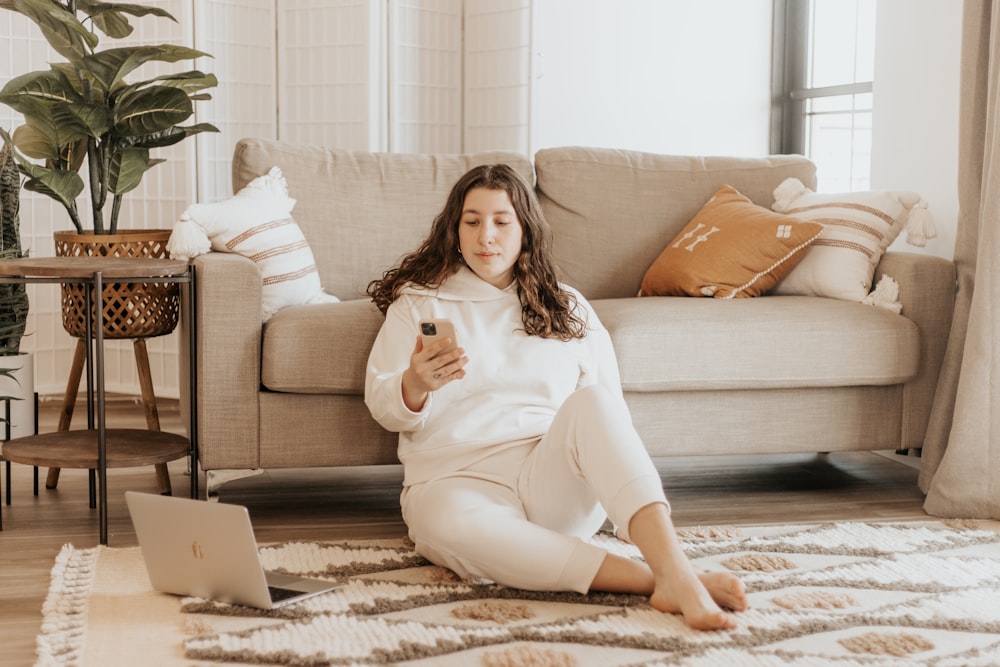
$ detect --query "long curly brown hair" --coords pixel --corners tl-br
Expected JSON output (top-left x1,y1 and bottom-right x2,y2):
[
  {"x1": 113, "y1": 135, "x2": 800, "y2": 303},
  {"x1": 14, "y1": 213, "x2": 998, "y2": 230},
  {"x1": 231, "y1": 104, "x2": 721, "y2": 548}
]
[{"x1": 367, "y1": 163, "x2": 587, "y2": 340}]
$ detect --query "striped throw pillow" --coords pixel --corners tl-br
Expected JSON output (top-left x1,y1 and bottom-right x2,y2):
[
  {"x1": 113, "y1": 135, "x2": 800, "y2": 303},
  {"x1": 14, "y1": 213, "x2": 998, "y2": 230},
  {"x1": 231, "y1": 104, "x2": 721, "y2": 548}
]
[
  {"x1": 770, "y1": 178, "x2": 935, "y2": 303},
  {"x1": 183, "y1": 167, "x2": 339, "y2": 320}
]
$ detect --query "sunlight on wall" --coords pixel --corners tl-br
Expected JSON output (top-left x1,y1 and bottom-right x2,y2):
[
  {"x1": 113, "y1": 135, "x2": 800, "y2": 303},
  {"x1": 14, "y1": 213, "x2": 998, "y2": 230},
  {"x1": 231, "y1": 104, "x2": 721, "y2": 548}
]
[
  {"x1": 873, "y1": 0, "x2": 960, "y2": 261},
  {"x1": 530, "y1": 0, "x2": 773, "y2": 156}
]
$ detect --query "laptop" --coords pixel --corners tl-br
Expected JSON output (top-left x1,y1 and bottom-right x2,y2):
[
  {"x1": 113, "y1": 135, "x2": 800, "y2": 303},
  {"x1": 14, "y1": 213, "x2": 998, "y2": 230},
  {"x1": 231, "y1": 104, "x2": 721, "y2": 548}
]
[{"x1": 125, "y1": 491, "x2": 340, "y2": 609}]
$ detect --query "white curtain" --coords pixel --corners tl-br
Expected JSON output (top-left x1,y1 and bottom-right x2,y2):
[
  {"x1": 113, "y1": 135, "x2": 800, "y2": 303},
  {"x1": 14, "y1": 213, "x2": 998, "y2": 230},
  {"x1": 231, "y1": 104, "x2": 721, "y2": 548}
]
[{"x1": 920, "y1": 0, "x2": 1000, "y2": 518}]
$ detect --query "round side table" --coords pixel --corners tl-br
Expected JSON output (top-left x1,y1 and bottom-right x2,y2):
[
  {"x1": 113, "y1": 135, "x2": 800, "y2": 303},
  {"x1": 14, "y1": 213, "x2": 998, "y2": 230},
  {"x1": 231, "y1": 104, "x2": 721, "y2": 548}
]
[{"x1": 0, "y1": 256, "x2": 199, "y2": 545}]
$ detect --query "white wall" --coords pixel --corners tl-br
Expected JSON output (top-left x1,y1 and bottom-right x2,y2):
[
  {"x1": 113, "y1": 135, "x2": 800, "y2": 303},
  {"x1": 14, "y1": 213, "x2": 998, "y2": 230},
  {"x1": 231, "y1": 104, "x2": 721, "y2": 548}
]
[
  {"x1": 872, "y1": 0, "x2": 961, "y2": 260},
  {"x1": 531, "y1": 0, "x2": 773, "y2": 156}
]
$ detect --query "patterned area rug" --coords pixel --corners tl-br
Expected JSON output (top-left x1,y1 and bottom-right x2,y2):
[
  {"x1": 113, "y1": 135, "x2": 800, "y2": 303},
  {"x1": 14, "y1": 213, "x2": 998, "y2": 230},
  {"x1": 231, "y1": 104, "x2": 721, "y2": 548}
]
[{"x1": 36, "y1": 520, "x2": 1000, "y2": 666}]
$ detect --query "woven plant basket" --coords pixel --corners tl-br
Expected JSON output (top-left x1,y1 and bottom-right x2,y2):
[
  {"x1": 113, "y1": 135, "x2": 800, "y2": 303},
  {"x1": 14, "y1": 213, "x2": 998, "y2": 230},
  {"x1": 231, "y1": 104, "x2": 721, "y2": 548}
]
[{"x1": 54, "y1": 229, "x2": 180, "y2": 340}]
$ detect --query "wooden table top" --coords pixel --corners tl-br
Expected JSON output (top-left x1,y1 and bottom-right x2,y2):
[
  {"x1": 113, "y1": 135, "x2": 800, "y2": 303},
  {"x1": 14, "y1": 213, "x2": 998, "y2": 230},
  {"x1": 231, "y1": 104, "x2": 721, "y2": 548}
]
[
  {"x1": 2, "y1": 429, "x2": 191, "y2": 469},
  {"x1": 0, "y1": 256, "x2": 190, "y2": 279}
]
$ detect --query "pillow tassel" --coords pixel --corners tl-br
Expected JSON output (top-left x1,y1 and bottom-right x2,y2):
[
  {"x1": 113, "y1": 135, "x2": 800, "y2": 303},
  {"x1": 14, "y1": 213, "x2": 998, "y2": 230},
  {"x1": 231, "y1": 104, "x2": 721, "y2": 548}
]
[
  {"x1": 306, "y1": 292, "x2": 341, "y2": 305},
  {"x1": 771, "y1": 177, "x2": 808, "y2": 213},
  {"x1": 862, "y1": 275, "x2": 903, "y2": 314},
  {"x1": 167, "y1": 212, "x2": 212, "y2": 261},
  {"x1": 263, "y1": 166, "x2": 291, "y2": 198},
  {"x1": 904, "y1": 199, "x2": 936, "y2": 247}
]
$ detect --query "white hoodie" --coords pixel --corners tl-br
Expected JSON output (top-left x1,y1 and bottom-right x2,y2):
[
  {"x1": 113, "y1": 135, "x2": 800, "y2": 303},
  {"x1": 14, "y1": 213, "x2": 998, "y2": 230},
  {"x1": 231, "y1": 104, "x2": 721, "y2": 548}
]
[{"x1": 365, "y1": 266, "x2": 623, "y2": 487}]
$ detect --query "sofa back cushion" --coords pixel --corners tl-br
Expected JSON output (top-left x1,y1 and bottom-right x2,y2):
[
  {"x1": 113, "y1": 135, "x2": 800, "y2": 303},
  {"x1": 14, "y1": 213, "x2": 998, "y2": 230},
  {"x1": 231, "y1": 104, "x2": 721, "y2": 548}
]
[
  {"x1": 232, "y1": 138, "x2": 533, "y2": 300},
  {"x1": 534, "y1": 147, "x2": 817, "y2": 299}
]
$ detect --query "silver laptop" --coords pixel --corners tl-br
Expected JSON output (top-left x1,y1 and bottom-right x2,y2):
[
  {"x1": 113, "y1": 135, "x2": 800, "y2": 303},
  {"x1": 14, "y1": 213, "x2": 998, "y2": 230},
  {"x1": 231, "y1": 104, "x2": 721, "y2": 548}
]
[{"x1": 125, "y1": 491, "x2": 340, "y2": 609}]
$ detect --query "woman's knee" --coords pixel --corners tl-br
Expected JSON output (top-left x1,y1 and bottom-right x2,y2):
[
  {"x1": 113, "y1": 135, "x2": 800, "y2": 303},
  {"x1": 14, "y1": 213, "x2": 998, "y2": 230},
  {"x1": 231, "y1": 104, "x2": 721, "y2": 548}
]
[
  {"x1": 564, "y1": 384, "x2": 626, "y2": 415},
  {"x1": 404, "y1": 481, "x2": 520, "y2": 552},
  {"x1": 557, "y1": 384, "x2": 633, "y2": 436}
]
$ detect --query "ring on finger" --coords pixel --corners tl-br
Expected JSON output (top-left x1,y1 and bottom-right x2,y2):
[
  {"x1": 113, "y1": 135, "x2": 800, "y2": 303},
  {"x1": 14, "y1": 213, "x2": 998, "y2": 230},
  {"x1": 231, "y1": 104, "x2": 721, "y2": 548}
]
[{"x1": 433, "y1": 372, "x2": 442, "y2": 379}]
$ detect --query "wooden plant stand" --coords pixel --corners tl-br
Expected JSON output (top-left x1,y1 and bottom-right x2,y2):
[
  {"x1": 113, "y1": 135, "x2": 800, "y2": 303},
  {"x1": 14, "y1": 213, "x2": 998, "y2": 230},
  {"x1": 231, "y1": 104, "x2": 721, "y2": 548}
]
[{"x1": 45, "y1": 337, "x2": 172, "y2": 494}]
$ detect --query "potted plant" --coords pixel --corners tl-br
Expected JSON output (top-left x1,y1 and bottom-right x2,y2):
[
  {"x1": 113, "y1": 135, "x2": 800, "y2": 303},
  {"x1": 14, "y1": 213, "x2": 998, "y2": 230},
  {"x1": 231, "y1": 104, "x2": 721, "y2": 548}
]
[
  {"x1": 0, "y1": 0, "x2": 217, "y2": 340},
  {"x1": 0, "y1": 131, "x2": 33, "y2": 439}
]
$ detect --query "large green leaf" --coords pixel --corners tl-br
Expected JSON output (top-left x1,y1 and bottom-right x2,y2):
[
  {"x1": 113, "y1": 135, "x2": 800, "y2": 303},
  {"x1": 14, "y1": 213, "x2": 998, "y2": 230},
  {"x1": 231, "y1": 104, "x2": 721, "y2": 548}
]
[
  {"x1": 59, "y1": 99, "x2": 113, "y2": 138},
  {"x1": 76, "y1": 0, "x2": 176, "y2": 39},
  {"x1": 131, "y1": 71, "x2": 218, "y2": 96},
  {"x1": 112, "y1": 85, "x2": 191, "y2": 136},
  {"x1": 10, "y1": 123, "x2": 60, "y2": 161},
  {"x1": 83, "y1": 44, "x2": 210, "y2": 93},
  {"x1": 46, "y1": 62, "x2": 87, "y2": 98},
  {"x1": 62, "y1": 136, "x2": 89, "y2": 173},
  {"x1": 11, "y1": 104, "x2": 89, "y2": 161},
  {"x1": 0, "y1": 69, "x2": 79, "y2": 112},
  {"x1": 12, "y1": 0, "x2": 99, "y2": 62},
  {"x1": 124, "y1": 122, "x2": 218, "y2": 150},
  {"x1": 20, "y1": 163, "x2": 84, "y2": 210},
  {"x1": 107, "y1": 145, "x2": 151, "y2": 195},
  {"x1": 120, "y1": 125, "x2": 183, "y2": 149}
]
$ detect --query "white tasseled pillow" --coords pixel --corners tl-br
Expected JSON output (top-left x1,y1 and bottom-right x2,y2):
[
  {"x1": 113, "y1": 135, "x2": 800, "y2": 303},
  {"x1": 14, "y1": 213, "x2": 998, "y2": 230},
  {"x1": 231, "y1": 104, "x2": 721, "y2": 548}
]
[
  {"x1": 770, "y1": 178, "x2": 936, "y2": 309},
  {"x1": 168, "y1": 167, "x2": 338, "y2": 320}
]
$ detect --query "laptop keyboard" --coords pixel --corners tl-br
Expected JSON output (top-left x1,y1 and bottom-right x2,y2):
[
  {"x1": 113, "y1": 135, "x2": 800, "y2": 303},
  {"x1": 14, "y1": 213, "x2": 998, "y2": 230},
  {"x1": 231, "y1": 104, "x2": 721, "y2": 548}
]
[{"x1": 268, "y1": 585, "x2": 304, "y2": 603}]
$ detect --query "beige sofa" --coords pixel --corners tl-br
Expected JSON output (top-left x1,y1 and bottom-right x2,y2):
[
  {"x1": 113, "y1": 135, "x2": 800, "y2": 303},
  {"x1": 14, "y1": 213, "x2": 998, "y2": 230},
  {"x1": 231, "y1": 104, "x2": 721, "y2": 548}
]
[{"x1": 187, "y1": 139, "x2": 956, "y2": 497}]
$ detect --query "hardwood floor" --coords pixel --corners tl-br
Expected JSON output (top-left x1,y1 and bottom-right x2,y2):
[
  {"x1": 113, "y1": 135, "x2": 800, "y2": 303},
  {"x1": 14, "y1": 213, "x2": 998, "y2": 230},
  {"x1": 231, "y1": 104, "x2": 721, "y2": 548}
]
[{"x1": 0, "y1": 396, "x2": 930, "y2": 665}]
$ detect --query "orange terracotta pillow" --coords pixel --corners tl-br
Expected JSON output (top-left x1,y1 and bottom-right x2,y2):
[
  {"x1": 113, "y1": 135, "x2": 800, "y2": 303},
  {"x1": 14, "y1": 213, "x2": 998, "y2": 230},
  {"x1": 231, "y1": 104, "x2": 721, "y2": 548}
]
[{"x1": 639, "y1": 186, "x2": 824, "y2": 298}]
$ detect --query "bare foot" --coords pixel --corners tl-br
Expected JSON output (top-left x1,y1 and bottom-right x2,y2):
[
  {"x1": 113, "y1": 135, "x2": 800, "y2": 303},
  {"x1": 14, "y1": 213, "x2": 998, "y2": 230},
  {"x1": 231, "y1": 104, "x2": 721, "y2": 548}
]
[
  {"x1": 614, "y1": 502, "x2": 748, "y2": 631},
  {"x1": 698, "y1": 571, "x2": 748, "y2": 612},
  {"x1": 648, "y1": 570, "x2": 744, "y2": 630}
]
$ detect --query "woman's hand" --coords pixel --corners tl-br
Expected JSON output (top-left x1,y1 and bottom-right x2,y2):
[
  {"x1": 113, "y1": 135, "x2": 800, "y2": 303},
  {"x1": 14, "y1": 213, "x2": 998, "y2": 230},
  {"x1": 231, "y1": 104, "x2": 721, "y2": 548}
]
[{"x1": 401, "y1": 335, "x2": 467, "y2": 411}]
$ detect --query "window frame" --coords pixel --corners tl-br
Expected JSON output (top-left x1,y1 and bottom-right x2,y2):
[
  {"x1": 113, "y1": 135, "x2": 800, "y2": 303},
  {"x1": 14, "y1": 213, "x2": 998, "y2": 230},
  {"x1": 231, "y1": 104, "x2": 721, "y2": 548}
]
[{"x1": 770, "y1": 0, "x2": 874, "y2": 157}]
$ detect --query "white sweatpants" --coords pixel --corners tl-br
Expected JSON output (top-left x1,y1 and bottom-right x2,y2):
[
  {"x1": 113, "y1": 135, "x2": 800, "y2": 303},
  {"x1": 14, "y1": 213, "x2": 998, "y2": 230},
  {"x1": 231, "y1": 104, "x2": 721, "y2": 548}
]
[{"x1": 400, "y1": 384, "x2": 668, "y2": 594}]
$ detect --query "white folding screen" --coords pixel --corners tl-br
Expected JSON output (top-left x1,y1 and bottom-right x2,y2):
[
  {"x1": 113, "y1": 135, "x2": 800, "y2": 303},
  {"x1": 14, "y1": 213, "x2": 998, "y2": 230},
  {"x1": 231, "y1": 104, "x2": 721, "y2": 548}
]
[
  {"x1": 275, "y1": 0, "x2": 529, "y2": 154},
  {"x1": 1, "y1": 0, "x2": 533, "y2": 401},
  {"x1": 278, "y1": 0, "x2": 385, "y2": 149},
  {"x1": 388, "y1": 0, "x2": 463, "y2": 152},
  {"x1": 195, "y1": 0, "x2": 278, "y2": 202},
  {"x1": 464, "y1": 0, "x2": 531, "y2": 154}
]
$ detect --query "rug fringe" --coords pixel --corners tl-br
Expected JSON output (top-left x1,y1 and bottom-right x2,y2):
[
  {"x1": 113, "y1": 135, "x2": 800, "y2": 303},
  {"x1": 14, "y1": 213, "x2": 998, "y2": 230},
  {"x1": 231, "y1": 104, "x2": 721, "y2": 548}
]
[{"x1": 35, "y1": 544, "x2": 101, "y2": 667}]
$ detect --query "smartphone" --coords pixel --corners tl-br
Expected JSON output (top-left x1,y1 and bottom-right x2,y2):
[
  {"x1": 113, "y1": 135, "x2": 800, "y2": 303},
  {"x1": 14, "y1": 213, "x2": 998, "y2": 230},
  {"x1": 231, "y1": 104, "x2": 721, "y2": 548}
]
[{"x1": 419, "y1": 318, "x2": 458, "y2": 354}]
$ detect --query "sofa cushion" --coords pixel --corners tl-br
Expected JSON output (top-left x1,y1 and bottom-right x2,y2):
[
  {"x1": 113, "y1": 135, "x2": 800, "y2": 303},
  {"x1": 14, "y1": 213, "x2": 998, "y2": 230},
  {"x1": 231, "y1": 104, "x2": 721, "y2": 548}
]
[
  {"x1": 262, "y1": 299, "x2": 384, "y2": 393},
  {"x1": 233, "y1": 139, "x2": 533, "y2": 302},
  {"x1": 535, "y1": 147, "x2": 817, "y2": 300},
  {"x1": 262, "y1": 295, "x2": 919, "y2": 396},
  {"x1": 591, "y1": 296, "x2": 919, "y2": 392},
  {"x1": 638, "y1": 185, "x2": 824, "y2": 298}
]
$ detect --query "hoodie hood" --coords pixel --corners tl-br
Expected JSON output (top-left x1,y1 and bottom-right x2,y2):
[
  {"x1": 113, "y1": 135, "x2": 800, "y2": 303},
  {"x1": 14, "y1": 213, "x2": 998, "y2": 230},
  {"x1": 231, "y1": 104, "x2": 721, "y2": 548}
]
[{"x1": 400, "y1": 265, "x2": 515, "y2": 303}]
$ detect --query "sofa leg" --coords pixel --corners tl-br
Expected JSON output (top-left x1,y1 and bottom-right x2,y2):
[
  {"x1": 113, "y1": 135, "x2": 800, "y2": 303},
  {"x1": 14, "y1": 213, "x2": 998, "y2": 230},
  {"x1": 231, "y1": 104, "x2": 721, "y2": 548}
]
[
  {"x1": 895, "y1": 448, "x2": 922, "y2": 457},
  {"x1": 204, "y1": 468, "x2": 265, "y2": 501}
]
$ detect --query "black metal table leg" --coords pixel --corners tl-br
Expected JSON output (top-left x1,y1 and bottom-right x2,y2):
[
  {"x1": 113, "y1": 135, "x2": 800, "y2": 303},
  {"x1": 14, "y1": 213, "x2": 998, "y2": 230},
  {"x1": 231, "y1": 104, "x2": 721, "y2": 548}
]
[
  {"x1": 188, "y1": 265, "x2": 199, "y2": 500},
  {"x1": 95, "y1": 271, "x2": 108, "y2": 545},
  {"x1": 3, "y1": 397, "x2": 9, "y2": 516}
]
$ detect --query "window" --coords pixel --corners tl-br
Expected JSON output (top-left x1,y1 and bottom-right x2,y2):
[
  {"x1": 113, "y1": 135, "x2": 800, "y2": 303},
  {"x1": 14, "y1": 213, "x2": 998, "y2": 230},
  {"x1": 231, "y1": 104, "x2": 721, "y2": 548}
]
[{"x1": 772, "y1": 0, "x2": 876, "y2": 192}]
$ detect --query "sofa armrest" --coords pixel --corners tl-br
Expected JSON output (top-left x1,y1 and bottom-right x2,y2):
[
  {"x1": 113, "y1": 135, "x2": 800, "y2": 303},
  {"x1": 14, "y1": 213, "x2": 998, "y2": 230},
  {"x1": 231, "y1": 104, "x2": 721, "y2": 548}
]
[
  {"x1": 189, "y1": 252, "x2": 264, "y2": 470},
  {"x1": 874, "y1": 251, "x2": 956, "y2": 448}
]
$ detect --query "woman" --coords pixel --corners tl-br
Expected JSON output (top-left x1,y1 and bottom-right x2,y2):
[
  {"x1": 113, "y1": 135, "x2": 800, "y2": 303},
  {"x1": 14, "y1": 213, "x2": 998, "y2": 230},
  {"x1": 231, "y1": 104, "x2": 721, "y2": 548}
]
[{"x1": 365, "y1": 164, "x2": 746, "y2": 630}]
